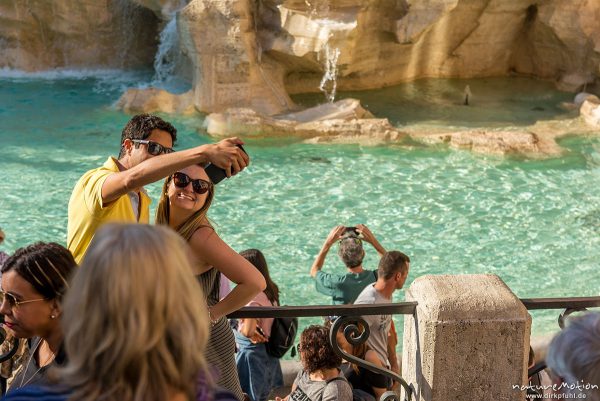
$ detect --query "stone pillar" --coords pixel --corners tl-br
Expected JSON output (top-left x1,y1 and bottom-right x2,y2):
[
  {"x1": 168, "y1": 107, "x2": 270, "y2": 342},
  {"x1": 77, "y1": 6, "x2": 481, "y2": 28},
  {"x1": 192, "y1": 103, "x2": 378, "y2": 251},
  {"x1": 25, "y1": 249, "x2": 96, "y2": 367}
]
[{"x1": 402, "y1": 274, "x2": 531, "y2": 401}]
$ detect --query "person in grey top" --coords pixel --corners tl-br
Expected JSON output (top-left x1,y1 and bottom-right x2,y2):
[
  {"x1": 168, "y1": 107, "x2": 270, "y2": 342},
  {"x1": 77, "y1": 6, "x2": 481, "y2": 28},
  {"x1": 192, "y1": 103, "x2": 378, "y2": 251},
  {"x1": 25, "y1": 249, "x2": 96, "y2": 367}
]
[
  {"x1": 277, "y1": 325, "x2": 352, "y2": 401},
  {"x1": 354, "y1": 251, "x2": 410, "y2": 394}
]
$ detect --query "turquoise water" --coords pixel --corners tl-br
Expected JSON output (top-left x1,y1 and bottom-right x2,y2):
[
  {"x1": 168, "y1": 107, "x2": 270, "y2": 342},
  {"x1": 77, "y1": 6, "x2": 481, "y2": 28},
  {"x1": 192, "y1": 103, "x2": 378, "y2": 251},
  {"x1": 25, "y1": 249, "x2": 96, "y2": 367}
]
[
  {"x1": 293, "y1": 76, "x2": 577, "y2": 128},
  {"x1": 0, "y1": 72, "x2": 599, "y2": 342}
]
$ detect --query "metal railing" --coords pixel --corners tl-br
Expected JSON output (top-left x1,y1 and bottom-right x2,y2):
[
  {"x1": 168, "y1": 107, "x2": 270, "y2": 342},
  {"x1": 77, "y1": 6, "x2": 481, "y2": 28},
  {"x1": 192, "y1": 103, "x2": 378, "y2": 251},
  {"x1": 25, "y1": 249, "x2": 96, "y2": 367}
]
[
  {"x1": 231, "y1": 302, "x2": 419, "y2": 401},
  {"x1": 1, "y1": 297, "x2": 598, "y2": 400},
  {"x1": 229, "y1": 296, "x2": 600, "y2": 401}
]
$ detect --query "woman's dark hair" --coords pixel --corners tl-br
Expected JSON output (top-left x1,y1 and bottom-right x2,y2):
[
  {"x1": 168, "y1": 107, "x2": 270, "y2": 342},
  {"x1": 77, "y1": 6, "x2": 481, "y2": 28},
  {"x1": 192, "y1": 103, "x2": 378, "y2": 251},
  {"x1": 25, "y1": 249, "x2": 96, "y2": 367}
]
[
  {"x1": 299, "y1": 325, "x2": 342, "y2": 373},
  {"x1": 240, "y1": 249, "x2": 279, "y2": 305},
  {"x1": 1, "y1": 242, "x2": 77, "y2": 300}
]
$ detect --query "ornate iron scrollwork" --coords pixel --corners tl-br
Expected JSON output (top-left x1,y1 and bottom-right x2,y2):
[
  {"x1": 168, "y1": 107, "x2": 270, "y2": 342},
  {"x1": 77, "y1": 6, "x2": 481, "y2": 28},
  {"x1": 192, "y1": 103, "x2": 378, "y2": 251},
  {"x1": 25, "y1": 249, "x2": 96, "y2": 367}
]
[
  {"x1": 329, "y1": 316, "x2": 413, "y2": 401},
  {"x1": 558, "y1": 307, "x2": 588, "y2": 329},
  {"x1": 526, "y1": 307, "x2": 590, "y2": 378}
]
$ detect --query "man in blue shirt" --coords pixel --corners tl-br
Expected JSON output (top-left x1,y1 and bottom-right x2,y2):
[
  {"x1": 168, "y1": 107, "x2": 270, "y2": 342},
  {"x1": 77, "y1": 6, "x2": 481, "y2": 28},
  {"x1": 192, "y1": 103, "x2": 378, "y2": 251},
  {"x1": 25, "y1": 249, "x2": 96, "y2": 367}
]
[{"x1": 309, "y1": 224, "x2": 386, "y2": 305}]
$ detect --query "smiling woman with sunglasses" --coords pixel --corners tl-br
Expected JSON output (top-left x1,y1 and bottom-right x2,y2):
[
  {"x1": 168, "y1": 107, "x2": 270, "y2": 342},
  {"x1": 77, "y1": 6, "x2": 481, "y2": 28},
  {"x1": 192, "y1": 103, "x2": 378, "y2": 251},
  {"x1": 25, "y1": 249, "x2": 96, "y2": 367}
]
[
  {"x1": 0, "y1": 242, "x2": 76, "y2": 392},
  {"x1": 156, "y1": 164, "x2": 266, "y2": 401}
]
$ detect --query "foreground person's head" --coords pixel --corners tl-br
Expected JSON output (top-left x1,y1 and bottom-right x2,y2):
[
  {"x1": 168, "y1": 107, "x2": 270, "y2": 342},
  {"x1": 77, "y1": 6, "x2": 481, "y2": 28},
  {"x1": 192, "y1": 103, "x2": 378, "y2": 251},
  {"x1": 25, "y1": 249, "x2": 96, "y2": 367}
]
[
  {"x1": 546, "y1": 312, "x2": 600, "y2": 401},
  {"x1": 298, "y1": 325, "x2": 341, "y2": 374},
  {"x1": 60, "y1": 223, "x2": 210, "y2": 401},
  {"x1": 0, "y1": 242, "x2": 76, "y2": 339}
]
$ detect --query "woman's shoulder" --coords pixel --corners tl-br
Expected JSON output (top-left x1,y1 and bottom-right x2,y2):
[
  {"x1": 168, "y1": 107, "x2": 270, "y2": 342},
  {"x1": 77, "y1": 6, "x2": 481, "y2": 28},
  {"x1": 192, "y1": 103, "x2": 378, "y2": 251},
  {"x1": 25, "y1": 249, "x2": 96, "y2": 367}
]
[
  {"x1": 247, "y1": 291, "x2": 272, "y2": 307},
  {"x1": 188, "y1": 224, "x2": 219, "y2": 247},
  {"x1": 3, "y1": 384, "x2": 70, "y2": 401},
  {"x1": 364, "y1": 349, "x2": 384, "y2": 366}
]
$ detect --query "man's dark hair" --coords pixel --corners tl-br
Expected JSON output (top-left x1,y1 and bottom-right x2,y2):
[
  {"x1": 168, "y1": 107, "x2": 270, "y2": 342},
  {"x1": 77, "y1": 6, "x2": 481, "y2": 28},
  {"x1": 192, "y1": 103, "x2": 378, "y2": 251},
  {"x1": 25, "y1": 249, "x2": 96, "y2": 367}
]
[
  {"x1": 118, "y1": 114, "x2": 177, "y2": 158},
  {"x1": 299, "y1": 325, "x2": 342, "y2": 373},
  {"x1": 378, "y1": 251, "x2": 410, "y2": 280},
  {"x1": 2, "y1": 242, "x2": 77, "y2": 301}
]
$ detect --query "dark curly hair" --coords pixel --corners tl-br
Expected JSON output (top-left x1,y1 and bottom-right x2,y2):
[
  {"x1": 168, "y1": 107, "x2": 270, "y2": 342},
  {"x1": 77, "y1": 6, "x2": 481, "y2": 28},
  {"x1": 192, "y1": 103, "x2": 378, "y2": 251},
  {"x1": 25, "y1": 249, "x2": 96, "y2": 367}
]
[
  {"x1": 1, "y1": 242, "x2": 77, "y2": 301},
  {"x1": 118, "y1": 114, "x2": 177, "y2": 158},
  {"x1": 299, "y1": 325, "x2": 341, "y2": 373}
]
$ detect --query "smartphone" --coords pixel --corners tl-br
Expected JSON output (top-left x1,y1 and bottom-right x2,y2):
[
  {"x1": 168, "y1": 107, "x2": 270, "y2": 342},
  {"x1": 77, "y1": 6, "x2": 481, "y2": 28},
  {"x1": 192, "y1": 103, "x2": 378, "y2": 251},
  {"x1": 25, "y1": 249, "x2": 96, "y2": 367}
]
[
  {"x1": 343, "y1": 226, "x2": 359, "y2": 237},
  {"x1": 256, "y1": 326, "x2": 266, "y2": 337},
  {"x1": 205, "y1": 144, "x2": 247, "y2": 184}
]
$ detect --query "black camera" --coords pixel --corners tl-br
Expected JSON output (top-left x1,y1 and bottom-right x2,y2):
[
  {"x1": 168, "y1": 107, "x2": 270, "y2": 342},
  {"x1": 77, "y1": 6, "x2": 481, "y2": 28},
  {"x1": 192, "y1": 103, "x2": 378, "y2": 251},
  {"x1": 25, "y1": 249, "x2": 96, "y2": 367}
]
[
  {"x1": 342, "y1": 226, "x2": 359, "y2": 238},
  {"x1": 205, "y1": 144, "x2": 248, "y2": 185}
]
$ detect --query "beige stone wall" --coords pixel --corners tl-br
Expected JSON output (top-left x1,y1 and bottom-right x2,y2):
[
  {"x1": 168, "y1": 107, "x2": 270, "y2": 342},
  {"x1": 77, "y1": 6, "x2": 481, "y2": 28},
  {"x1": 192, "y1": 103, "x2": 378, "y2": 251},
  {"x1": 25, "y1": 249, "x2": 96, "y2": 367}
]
[
  {"x1": 271, "y1": 0, "x2": 600, "y2": 94},
  {"x1": 178, "y1": 0, "x2": 296, "y2": 115},
  {"x1": 403, "y1": 274, "x2": 531, "y2": 401},
  {"x1": 0, "y1": 0, "x2": 158, "y2": 71},
  {"x1": 4, "y1": 0, "x2": 600, "y2": 116}
]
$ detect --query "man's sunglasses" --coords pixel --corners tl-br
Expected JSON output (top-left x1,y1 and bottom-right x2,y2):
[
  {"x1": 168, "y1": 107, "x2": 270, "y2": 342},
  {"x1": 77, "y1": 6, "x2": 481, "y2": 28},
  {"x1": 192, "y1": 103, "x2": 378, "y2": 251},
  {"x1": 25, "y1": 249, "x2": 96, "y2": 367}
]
[
  {"x1": 131, "y1": 139, "x2": 174, "y2": 156},
  {"x1": 0, "y1": 290, "x2": 46, "y2": 309},
  {"x1": 172, "y1": 172, "x2": 212, "y2": 195}
]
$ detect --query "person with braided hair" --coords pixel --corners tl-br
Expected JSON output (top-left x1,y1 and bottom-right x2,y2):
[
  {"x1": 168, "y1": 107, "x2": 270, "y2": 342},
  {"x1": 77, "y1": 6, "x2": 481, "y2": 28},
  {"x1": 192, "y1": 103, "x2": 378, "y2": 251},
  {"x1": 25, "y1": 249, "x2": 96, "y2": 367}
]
[{"x1": 0, "y1": 242, "x2": 76, "y2": 392}]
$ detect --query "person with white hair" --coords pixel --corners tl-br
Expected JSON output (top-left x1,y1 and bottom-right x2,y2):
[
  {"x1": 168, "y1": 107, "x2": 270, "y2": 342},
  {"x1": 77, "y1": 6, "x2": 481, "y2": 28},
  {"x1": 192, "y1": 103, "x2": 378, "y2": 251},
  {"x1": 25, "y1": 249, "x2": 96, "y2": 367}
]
[{"x1": 545, "y1": 312, "x2": 600, "y2": 401}]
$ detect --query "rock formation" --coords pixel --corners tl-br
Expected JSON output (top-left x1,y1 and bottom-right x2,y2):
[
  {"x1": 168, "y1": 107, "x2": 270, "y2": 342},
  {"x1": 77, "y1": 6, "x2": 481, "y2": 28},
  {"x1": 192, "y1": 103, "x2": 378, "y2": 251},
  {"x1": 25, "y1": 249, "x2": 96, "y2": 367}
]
[
  {"x1": 116, "y1": 87, "x2": 195, "y2": 114},
  {"x1": 203, "y1": 97, "x2": 599, "y2": 158},
  {"x1": 177, "y1": 0, "x2": 296, "y2": 115},
  {"x1": 114, "y1": 0, "x2": 600, "y2": 116},
  {"x1": 580, "y1": 98, "x2": 600, "y2": 128},
  {"x1": 3, "y1": 0, "x2": 600, "y2": 157},
  {"x1": 0, "y1": 0, "x2": 158, "y2": 71}
]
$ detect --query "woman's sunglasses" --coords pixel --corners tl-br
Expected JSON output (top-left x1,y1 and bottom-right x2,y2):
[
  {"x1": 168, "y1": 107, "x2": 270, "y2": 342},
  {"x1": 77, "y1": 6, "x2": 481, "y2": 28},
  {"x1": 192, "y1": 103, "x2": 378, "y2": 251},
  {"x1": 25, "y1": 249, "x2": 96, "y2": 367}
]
[
  {"x1": 132, "y1": 139, "x2": 174, "y2": 156},
  {"x1": 172, "y1": 172, "x2": 212, "y2": 195},
  {"x1": 0, "y1": 290, "x2": 46, "y2": 309}
]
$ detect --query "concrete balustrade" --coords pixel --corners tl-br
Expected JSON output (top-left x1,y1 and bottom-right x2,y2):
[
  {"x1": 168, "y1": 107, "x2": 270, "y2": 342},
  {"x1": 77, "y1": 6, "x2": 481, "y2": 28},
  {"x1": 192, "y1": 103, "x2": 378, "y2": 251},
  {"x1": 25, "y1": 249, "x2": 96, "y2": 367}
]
[{"x1": 402, "y1": 274, "x2": 531, "y2": 401}]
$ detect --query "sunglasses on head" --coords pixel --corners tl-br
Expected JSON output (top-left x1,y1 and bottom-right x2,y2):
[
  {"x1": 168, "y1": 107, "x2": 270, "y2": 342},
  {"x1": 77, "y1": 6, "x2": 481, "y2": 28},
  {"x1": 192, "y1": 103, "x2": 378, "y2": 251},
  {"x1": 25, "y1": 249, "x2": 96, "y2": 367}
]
[
  {"x1": 172, "y1": 172, "x2": 212, "y2": 195},
  {"x1": 131, "y1": 139, "x2": 174, "y2": 156}
]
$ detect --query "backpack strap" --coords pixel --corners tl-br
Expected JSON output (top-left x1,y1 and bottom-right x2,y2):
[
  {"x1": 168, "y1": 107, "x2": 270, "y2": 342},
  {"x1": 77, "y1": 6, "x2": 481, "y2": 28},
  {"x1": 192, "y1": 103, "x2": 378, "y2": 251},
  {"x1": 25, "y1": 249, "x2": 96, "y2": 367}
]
[
  {"x1": 320, "y1": 375, "x2": 350, "y2": 400},
  {"x1": 326, "y1": 376, "x2": 348, "y2": 385}
]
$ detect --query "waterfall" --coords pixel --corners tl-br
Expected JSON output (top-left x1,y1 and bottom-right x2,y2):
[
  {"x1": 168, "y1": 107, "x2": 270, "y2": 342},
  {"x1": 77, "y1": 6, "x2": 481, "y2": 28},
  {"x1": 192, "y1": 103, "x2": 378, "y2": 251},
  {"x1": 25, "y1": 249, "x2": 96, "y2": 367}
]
[
  {"x1": 153, "y1": 17, "x2": 180, "y2": 84},
  {"x1": 319, "y1": 43, "x2": 340, "y2": 103},
  {"x1": 114, "y1": 0, "x2": 141, "y2": 69},
  {"x1": 151, "y1": 2, "x2": 192, "y2": 93},
  {"x1": 305, "y1": 0, "x2": 349, "y2": 103}
]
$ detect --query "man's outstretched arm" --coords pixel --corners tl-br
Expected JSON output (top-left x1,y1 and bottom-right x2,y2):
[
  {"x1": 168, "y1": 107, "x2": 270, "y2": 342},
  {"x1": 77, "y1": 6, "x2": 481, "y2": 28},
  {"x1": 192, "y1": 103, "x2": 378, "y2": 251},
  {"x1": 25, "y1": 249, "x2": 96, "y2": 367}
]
[
  {"x1": 102, "y1": 137, "x2": 248, "y2": 204},
  {"x1": 310, "y1": 225, "x2": 346, "y2": 277},
  {"x1": 357, "y1": 224, "x2": 386, "y2": 257}
]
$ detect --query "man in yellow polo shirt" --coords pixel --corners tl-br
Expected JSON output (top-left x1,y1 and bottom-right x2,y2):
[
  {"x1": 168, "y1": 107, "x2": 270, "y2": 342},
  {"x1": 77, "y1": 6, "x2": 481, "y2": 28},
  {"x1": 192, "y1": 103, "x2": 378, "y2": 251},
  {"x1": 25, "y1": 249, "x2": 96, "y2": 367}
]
[{"x1": 67, "y1": 114, "x2": 249, "y2": 263}]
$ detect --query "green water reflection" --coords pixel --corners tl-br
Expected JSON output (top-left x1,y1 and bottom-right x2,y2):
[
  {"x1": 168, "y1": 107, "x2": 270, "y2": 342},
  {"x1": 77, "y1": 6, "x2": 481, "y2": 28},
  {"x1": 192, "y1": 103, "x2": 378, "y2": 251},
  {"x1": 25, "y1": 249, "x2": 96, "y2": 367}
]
[
  {"x1": 293, "y1": 76, "x2": 577, "y2": 127},
  {"x1": 0, "y1": 74, "x2": 598, "y2": 342}
]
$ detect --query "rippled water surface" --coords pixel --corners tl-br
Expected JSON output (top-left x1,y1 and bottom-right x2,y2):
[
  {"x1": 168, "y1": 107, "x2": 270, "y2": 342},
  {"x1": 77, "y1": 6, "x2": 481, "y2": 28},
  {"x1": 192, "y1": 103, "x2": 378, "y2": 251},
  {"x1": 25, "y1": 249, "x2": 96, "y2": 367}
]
[{"x1": 0, "y1": 73, "x2": 598, "y2": 341}]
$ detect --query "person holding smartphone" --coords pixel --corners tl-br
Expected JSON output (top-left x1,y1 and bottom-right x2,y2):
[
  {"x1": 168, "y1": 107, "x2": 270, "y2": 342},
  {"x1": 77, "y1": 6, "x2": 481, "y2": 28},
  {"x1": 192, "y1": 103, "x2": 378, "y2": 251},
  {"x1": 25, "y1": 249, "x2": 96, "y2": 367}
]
[
  {"x1": 67, "y1": 114, "x2": 248, "y2": 264},
  {"x1": 309, "y1": 224, "x2": 387, "y2": 305},
  {"x1": 155, "y1": 165, "x2": 265, "y2": 401}
]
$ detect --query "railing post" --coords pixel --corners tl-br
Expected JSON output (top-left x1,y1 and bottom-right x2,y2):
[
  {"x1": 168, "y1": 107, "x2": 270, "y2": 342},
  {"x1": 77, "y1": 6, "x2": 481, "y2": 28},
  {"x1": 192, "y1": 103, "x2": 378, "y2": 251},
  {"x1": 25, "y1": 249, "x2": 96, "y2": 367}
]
[{"x1": 401, "y1": 274, "x2": 531, "y2": 401}]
